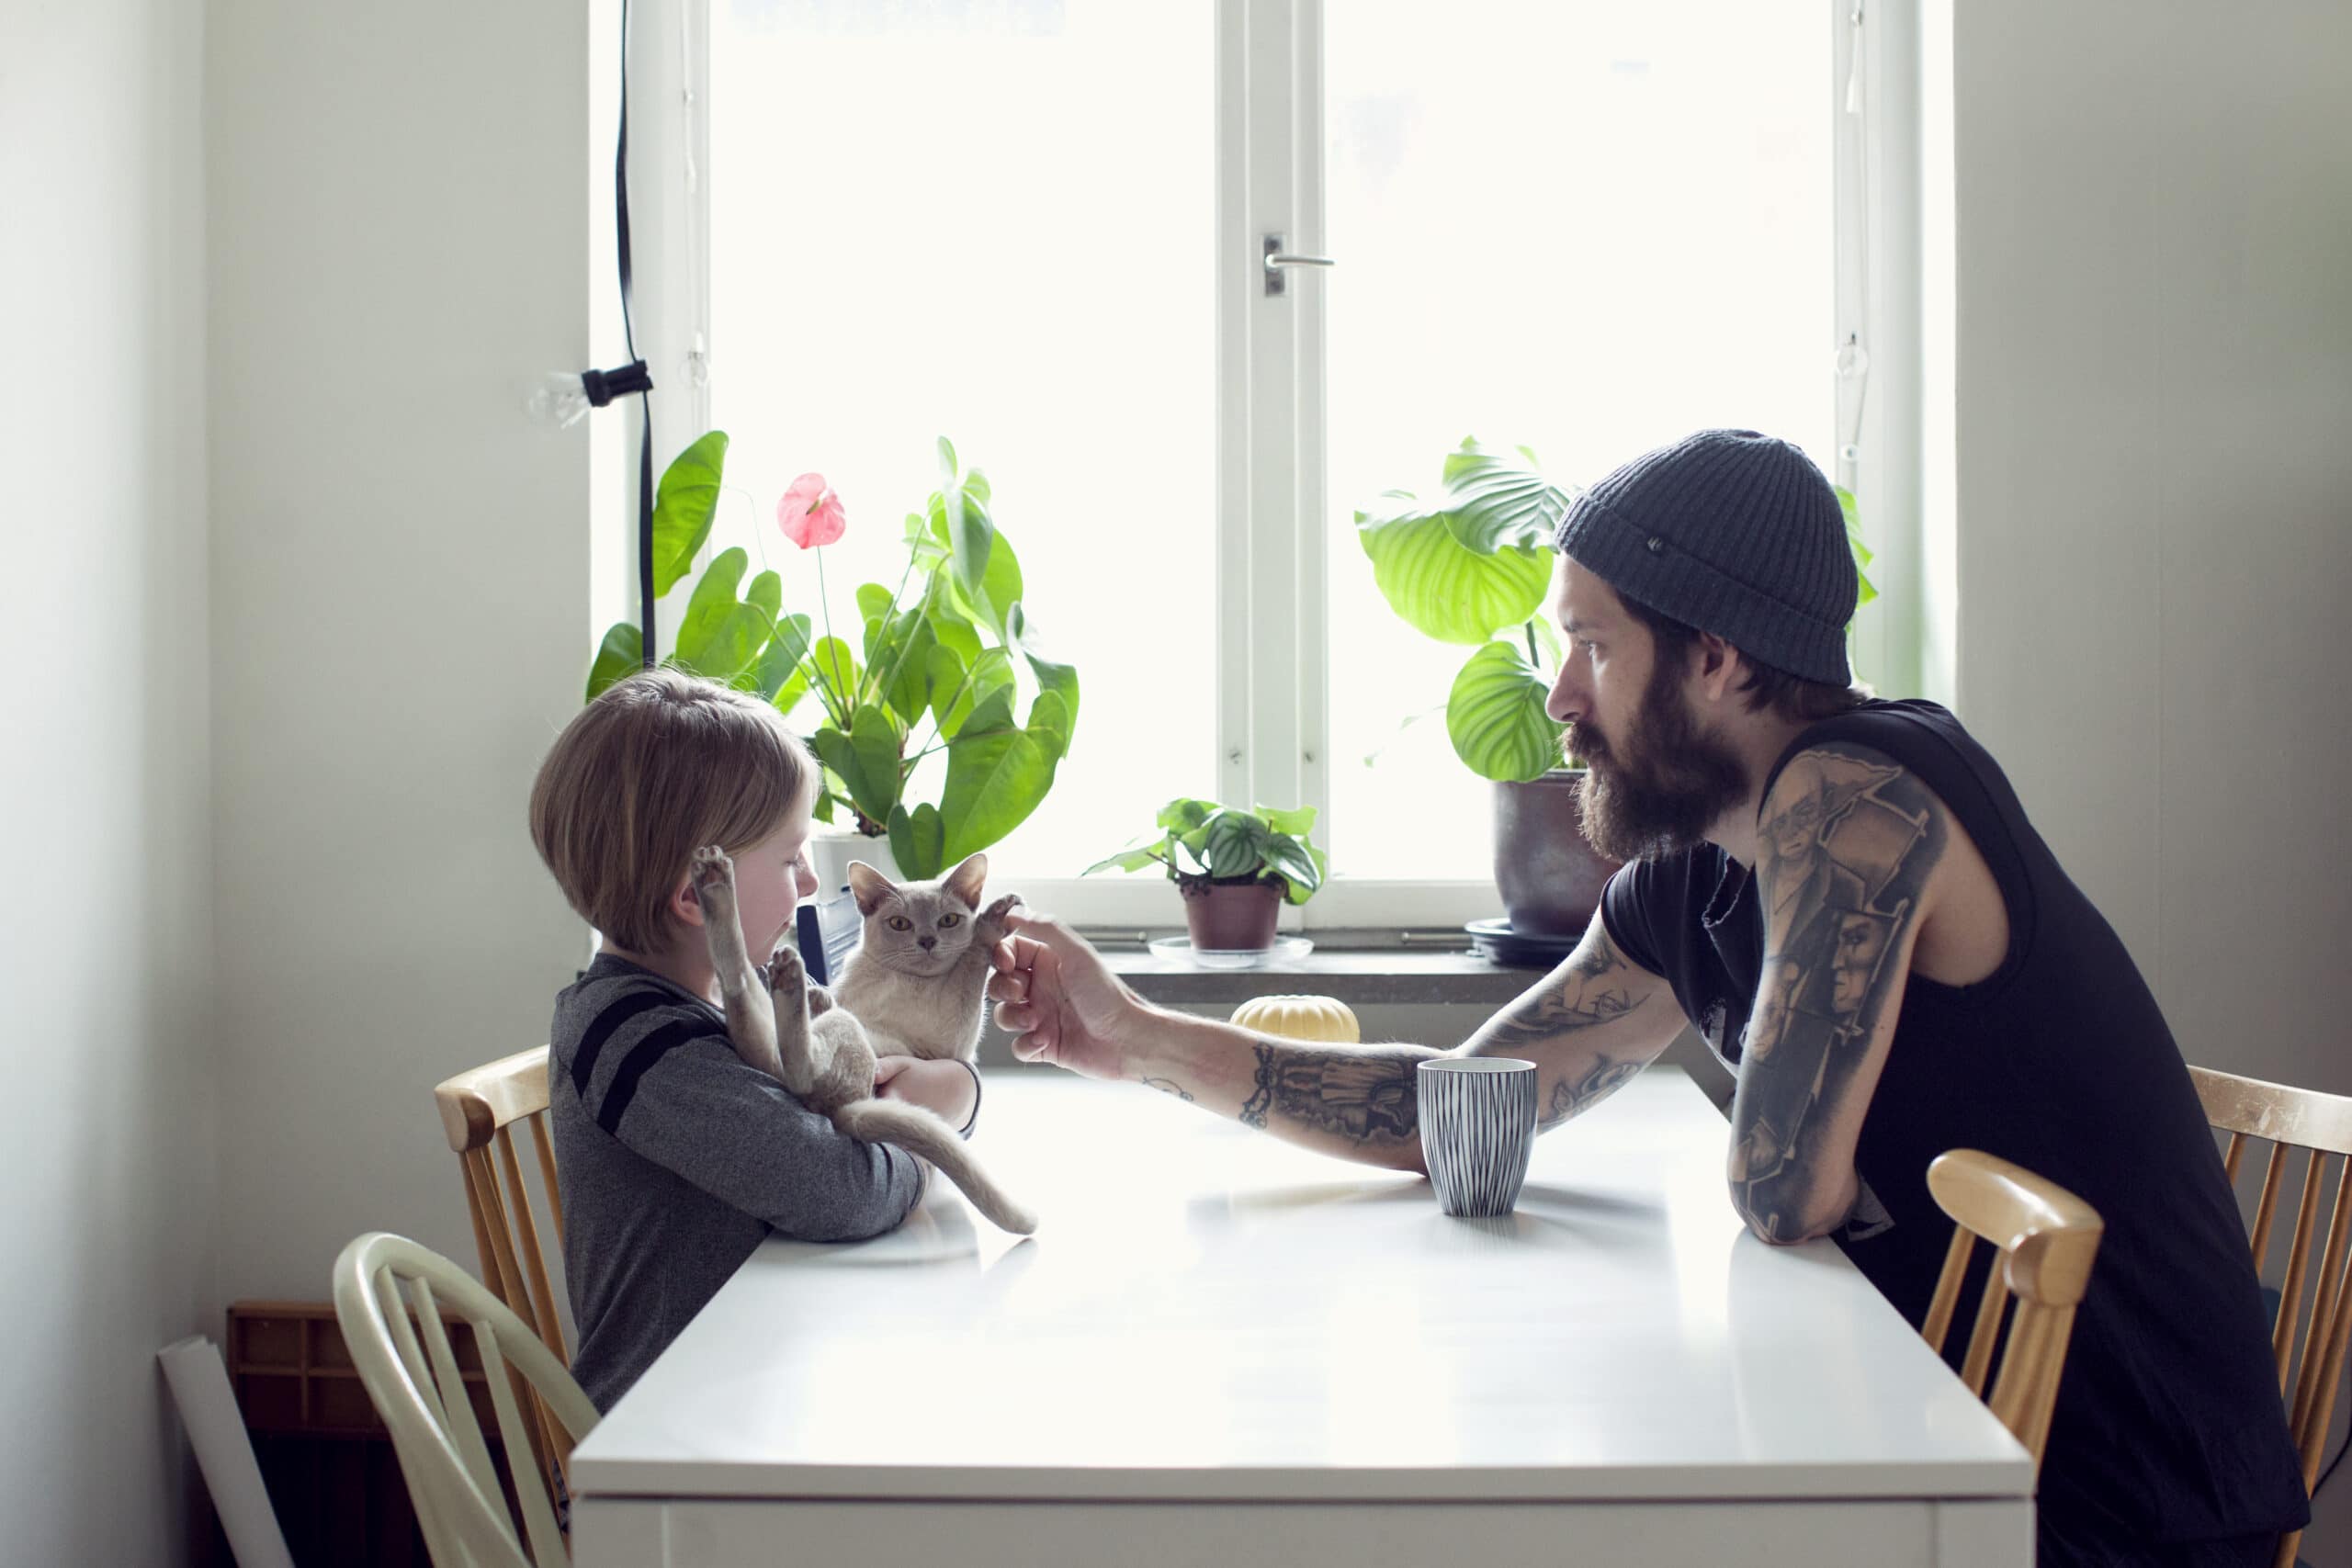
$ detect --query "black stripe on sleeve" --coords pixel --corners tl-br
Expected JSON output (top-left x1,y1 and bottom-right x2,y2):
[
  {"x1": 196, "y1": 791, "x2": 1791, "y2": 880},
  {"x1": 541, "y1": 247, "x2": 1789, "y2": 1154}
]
[
  {"x1": 595, "y1": 1017, "x2": 718, "y2": 1135},
  {"x1": 571, "y1": 989, "x2": 673, "y2": 1100}
]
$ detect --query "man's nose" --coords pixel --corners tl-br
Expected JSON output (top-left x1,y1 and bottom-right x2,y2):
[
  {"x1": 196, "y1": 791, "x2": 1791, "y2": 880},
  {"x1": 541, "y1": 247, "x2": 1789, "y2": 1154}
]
[{"x1": 1545, "y1": 665, "x2": 1586, "y2": 725}]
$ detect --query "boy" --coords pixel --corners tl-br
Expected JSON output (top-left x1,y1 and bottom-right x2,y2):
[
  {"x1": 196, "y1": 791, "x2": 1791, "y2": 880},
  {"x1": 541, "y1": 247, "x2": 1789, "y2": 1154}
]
[{"x1": 528, "y1": 668, "x2": 978, "y2": 1411}]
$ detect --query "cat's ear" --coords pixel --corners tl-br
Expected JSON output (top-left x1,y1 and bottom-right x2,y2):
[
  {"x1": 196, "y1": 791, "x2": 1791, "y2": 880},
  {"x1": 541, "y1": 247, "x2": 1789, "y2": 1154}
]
[
  {"x1": 846, "y1": 860, "x2": 897, "y2": 915},
  {"x1": 942, "y1": 852, "x2": 989, "y2": 909}
]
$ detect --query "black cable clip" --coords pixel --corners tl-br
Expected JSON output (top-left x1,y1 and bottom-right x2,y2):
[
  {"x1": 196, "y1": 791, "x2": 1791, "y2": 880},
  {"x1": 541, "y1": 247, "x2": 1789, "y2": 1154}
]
[{"x1": 580, "y1": 359, "x2": 654, "y2": 408}]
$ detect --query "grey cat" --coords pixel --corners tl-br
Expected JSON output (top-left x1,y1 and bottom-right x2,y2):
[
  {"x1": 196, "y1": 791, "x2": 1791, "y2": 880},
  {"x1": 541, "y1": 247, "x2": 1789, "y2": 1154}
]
[{"x1": 690, "y1": 846, "x2": 1037, "y2": 1235}]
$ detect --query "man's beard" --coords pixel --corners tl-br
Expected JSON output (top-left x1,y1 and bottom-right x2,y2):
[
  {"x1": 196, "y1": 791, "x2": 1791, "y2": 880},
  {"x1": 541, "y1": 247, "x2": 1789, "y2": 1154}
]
[{"x1": 1566, "y1": 662, "x2": 1750, "y2": 863}]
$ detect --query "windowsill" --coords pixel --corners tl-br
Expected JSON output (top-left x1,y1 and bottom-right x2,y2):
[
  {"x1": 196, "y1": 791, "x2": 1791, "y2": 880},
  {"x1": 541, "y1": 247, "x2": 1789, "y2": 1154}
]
[{"x1": 1087, "y1": 927, "x2": 1544, "y2": 1009}]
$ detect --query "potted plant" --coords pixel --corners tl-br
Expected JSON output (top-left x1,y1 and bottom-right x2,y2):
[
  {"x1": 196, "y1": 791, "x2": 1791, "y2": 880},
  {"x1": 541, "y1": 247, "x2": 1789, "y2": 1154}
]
[
  {"x1": 1352, "y1": 439, "x2": 1875, "y2": 937},
  {"x1": 583, "y1": 433, "x2": 1079, "y2": 883},
  {"x1": 1086, "y1": 798, "x2": 1327, "y2": 951}
]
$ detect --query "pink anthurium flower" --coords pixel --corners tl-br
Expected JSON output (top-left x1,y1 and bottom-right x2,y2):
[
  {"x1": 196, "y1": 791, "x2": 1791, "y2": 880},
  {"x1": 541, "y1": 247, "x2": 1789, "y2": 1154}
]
[{"x1": 777, "y1": 473, "x2": 846, "y2": 549}]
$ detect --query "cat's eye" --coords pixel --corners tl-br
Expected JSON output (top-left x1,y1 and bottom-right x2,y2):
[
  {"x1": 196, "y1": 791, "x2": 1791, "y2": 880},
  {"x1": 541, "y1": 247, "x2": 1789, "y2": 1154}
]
[
  {"x1": 938, "y1": 913, "x2": 962, "y2": 928},
  {"x1": 887, "y1": 916, "x2": 913, "y2": 931}
]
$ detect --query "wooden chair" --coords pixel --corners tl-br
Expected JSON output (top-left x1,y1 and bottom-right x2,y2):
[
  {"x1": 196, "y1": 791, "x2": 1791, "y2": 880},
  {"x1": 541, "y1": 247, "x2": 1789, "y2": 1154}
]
[
  {"x1": 433, "y1": 1049, "x2": 571, "y2": 1486},
  {"x1": 1920, "y1": 1149, "x2": 2106, "y2": 1474},
  {"x1": 2190, "y1": 1065, "x2": 2352, "y2": 1568},
  {"x1": 334, "y1": 1232, "x2": 599, "y2": 1568}
]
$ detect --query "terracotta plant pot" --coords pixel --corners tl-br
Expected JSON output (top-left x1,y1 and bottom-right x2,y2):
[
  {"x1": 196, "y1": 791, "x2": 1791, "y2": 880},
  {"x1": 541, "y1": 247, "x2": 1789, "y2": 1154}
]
[
  {"x1": 1182, "y1": 879, "x2": 1283, "y2": 951},
  {"x1": 1492, "y1": 771, "x2": 1623, "y2": 938}
]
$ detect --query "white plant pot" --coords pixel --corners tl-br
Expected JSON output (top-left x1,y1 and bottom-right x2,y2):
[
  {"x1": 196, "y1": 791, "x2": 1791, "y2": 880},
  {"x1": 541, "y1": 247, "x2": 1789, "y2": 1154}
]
[{"x1": 806, "y1": 827, "x2": 899, "y2": 897}]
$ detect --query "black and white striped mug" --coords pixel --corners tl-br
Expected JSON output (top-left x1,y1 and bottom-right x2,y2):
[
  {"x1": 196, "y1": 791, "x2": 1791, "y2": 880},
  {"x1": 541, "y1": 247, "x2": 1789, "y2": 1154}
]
[{"x1": 1416, "y1": 1058, "x2": 1538, "y2": 1217}]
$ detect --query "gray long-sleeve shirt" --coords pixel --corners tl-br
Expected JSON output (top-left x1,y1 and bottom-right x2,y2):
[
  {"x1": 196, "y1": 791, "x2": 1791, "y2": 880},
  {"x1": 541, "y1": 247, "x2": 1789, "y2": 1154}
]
[{"x1": 549, "y1": 953, "x2": 925, "y2": 1412}]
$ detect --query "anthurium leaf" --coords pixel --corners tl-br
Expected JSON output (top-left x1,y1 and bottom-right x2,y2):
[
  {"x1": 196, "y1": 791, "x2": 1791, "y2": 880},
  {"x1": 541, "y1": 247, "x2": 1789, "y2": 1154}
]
[
  {"x1": 1446, "y1": 640, "x2": 1566, "y2": 783},
  {"x1": 1026, "y1": 688, "x2": 1072, "y2": 763},
  {"x1": 1438, "y1": 439, "x2": 1577, "y2": 554},
  {"x1": 856, "y1": 581, "x2": 896, "y2": 626},
  {"x1": 936, "y1": 716, "x2": 1057, "y2": 863},
  {"x1": 1357, "y1": 498, "x2": 1551, "y2": 646},
  {"x1": 752, "y1": 614, "x2": 814, "y2": 703},
  {"x1": 586, "y1": 622, "x2": 644, "y2": 701},
  {"x1": 878, "y1": 614, "x2": 938, "y2": 726},
  {"x1": 650, "y1": 430, "x2": 729, "y2": 599},
  {"x1": 812, "y1": 703, "x2": 904, "y2": 828},
  {"x1": 956, "y1": 682, "x2": 1017, "y2": 739},
  {"x1": 673, "y1": 548, "x2": 767, "y2": 682},
  {"x1": 936, "y1": 436, "x2": 958, "y2": 482},
  {"x1": 1006, "y1": 602, "x2": 1080, "y2": 750},
  {"x1": 888, "y1": 802, "x2": 945, "y2": 882},
  {"x1": 964, "y1": 468, "x2": 990, "y2": 503},
  {"x1": 922, "y1": 575, "x2": 983, "y2": 663},
  {"x1": 933, "y1": 647, "x2": 1012, "y2": 740},
  {"x1": 806, "y1": 637, "x2": 862, "y2": 716},
  {"x1": 929, "y1": 498, "x2": 1022, "y2": 637}
]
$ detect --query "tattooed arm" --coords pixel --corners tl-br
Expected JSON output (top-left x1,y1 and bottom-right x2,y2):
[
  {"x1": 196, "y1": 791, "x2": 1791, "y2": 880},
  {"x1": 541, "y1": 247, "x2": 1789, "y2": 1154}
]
[
  {"x1": 1459, "y1": 911, "x2": 1681, "y2": 1134},
  {"x1": 1729, "y1": 743, "x2": 1946, "y2": 1245},
  {"x1": 987, "y1": 907, "x2": 1678, "y2": 1173}
]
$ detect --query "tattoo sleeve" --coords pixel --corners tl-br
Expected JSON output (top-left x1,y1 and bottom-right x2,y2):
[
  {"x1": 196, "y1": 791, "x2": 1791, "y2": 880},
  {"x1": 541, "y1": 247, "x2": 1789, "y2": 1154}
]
[
  {"x1": 1237, "y1": 1043, "x2": 1425, "y2": 1145},
  {"x1": 1466, "y1": 925, "x2": 1663, "y2": 1131},
  {"x1": 1730, "y1": 744, "x2": 1946, "y2": 1241}
]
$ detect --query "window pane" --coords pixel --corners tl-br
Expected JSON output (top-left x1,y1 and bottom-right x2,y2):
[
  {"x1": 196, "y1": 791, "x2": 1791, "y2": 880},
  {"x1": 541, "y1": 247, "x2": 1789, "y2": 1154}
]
[
  {"x1": 708, "y1": 1, "x2": 1213, "y2": 877},
  {"x1": 1324, "y1": 1, "x2": 1834, "y2": 881}
]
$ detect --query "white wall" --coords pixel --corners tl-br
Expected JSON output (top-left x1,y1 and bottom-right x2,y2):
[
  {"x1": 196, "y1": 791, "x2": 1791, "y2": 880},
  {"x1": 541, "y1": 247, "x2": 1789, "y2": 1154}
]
[
  {"x1": 1955, "y1": 7, "x2": 2352, "y2": 1555},
  {"x1": 1952, "y1": 3, "x2": 2352, "y2": 1088},
  {"x1": 0, "y1": 0, "x2": 218, "y2": 1562},
  {"x1": 205, "y1": 0, "x2": 594, "y2": 1301}
]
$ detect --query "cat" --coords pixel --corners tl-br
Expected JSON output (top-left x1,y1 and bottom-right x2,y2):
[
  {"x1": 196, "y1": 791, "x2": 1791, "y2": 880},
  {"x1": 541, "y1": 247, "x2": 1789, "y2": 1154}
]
[{"x1": 688, "y1": 846, "x2": 1038, "y2": 1235}]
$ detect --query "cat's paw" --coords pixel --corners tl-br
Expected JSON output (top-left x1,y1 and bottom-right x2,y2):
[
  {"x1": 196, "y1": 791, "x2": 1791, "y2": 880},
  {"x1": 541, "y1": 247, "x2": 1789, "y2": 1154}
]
[
  {"x1": 763, "y1": 940, "x2": 806, "y2": 1002},
  {"x1": 976, "y1": 892, "x2": 1024, "y2": 942},
  {"x1": 688, "y1": 846, "x2": 736, "y2": 908}
]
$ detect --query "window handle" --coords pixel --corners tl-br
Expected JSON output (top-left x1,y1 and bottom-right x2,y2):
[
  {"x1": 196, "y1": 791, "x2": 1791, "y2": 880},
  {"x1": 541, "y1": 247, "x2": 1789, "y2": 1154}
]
[{"x1": 1264, "y1": 233, "x2": 1336, "y2": 296}]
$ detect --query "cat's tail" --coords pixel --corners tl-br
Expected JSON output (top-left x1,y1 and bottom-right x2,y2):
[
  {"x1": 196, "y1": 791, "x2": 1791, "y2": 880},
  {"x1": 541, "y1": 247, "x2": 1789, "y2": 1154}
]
[{"x1": 835, "y1": 1099, "x2": 1039, "y2": 1236}]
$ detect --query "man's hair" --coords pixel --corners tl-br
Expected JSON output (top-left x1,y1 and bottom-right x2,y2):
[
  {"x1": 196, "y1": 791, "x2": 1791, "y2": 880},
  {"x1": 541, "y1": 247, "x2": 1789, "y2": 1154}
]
[
  {"x1": 1615, "y1": 592, "x2": 1871, "y2": 725},
  {"x1": 529, "y1": 668, "x2": 815, "y2": 954}
]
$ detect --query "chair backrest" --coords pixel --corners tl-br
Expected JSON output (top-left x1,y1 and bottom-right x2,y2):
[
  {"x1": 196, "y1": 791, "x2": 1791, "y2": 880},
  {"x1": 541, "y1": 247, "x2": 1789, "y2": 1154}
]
[
  {"x1": 434, "y1": 1048, "x2": 571, "y2": 1491},
  {"x1": 2190, "y1": 1064, "x2": 2352, "y2": 1567},
  {"x1": 1919, "y1": 1149, "x2": 2106, "y2": 1473},
  {"x1": 333, "y1": 1232, "x2": 600, "y2": 1568}
]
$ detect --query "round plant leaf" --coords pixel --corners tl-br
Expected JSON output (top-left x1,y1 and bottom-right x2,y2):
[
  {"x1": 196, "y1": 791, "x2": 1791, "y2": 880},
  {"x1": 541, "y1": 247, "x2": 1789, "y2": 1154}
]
[
  {"x1": 1357, "y1": 503, "x2": 1552, "y2": 646},
  {"x1": 1446, "y1": 640, "x2": 1566, "y2": 783},
  {"x1": 1439, "y1": 440, "x2": 1576, "y2": 555}
]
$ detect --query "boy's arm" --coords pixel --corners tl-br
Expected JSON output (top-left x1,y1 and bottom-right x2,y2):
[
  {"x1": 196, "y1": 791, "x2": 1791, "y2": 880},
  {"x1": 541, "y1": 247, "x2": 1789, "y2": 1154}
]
[{"x1": 589, "y1": 1025, "x2": 923, "y2": 1241}]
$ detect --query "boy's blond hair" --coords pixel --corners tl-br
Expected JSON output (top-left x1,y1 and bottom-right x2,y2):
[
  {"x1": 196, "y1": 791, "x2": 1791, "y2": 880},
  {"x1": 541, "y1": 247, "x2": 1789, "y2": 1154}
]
[{"x1": 530, "y1": 668, "x2": 816, "y2": 955}]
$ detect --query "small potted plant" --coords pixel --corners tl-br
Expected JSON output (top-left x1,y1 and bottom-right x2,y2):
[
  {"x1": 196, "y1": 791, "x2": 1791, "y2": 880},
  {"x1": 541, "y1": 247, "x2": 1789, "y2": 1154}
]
[{"x1": 1087, "y1": 798, "x2": 1327, "y2": 951}]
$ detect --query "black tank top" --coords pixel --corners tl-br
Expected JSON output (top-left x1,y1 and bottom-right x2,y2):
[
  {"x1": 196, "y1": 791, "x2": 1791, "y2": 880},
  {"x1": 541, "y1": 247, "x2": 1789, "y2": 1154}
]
[{"x1": 1600, "y1": 699, "x2": 2306, "y2": 1548}]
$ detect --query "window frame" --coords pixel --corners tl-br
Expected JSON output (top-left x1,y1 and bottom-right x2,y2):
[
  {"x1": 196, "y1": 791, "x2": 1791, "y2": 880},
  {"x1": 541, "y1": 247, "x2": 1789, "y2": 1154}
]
[{"x1": 615, "y1": 0, "x2": 1921, "y2": 933}]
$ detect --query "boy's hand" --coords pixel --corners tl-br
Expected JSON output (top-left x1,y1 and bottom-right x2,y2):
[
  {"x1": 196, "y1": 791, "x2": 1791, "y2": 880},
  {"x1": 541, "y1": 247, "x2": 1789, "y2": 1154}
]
[{"x1": 873, "y1": 1055, "x2": 978, "y2": 1127}]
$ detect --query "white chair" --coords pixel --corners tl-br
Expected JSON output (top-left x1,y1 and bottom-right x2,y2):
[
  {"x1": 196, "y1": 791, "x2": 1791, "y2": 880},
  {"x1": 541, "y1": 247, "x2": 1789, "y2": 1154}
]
[{"x1": 332, "y1": 1232, "x2": 600, "y2": 1568}]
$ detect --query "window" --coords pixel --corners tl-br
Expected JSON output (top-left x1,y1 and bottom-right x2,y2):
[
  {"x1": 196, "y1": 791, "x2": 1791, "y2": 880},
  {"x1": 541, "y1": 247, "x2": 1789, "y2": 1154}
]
[{"x1": 618, "y1": 0, "x2": 1909, "y2": 930}]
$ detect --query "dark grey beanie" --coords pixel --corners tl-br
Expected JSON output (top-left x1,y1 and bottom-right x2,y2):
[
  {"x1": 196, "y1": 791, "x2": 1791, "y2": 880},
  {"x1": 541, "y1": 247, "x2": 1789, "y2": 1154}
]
[{"x1": 1552, "y1": 429, "x2": 1856, "y2": 685}]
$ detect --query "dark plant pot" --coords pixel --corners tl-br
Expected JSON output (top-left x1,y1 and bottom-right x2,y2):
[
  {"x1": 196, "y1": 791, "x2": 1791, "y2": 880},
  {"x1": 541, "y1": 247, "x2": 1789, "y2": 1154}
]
[
  {"x1": 1181, "y1": 878, "x2": 1283, "y2": 951},
  {"x1": 1493, "y1": 772, "x2": 1623, "y2": 938}
]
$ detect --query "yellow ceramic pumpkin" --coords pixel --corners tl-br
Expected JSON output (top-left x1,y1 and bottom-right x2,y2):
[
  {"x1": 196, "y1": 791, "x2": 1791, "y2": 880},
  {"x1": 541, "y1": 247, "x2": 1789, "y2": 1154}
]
[{"x1": 1229, "y1": 993, "x2": 1361, "y2": 1043}]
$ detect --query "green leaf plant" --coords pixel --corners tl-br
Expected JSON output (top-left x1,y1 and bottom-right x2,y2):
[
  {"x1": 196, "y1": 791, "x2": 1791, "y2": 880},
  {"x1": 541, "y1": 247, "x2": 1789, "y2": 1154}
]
[
  {"x1": 1354, "y1": 438, "x2": 1876, "y2": 784},
  {"x1": 1085, "y1": 798, "x2": 1328, "y2": 907},
  {"x1": 584, "y1": 433, "x2": 1080, "y2": 880}
]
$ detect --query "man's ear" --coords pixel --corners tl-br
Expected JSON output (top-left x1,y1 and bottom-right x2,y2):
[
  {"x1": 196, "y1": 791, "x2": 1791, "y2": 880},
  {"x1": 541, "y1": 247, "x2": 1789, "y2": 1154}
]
[{"x1": 1693, "y1": 632, "x2": 1743, "y2": 705}]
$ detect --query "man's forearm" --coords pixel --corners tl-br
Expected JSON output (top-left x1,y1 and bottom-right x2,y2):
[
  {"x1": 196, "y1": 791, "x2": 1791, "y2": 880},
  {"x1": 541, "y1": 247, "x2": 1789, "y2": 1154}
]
[{"x1": 1125, "y1": 1010, "x2": 1437, "y2": 1171}]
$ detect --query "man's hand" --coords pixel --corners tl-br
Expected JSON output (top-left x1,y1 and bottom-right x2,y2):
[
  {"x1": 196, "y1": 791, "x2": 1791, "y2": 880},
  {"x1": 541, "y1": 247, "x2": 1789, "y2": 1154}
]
[
  {"x1": 986, "y1": 910, "x2": 1153, "y2": 1081},
  {"x1": 872, "y1": 1055, "x2": 978, "y2": 1127}
]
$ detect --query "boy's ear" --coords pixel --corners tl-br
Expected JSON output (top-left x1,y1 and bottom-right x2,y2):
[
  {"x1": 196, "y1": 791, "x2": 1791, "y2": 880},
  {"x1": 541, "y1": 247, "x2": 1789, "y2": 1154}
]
[
  {"x1": 846, "y1": 861, "x2": 895, "y2": 915},
  {"x1": 942, "y1": 852, "x2": 988, "y2": 909},
  {"x1": 669, "y1": 874, "x2": 707, "y2": 931}
]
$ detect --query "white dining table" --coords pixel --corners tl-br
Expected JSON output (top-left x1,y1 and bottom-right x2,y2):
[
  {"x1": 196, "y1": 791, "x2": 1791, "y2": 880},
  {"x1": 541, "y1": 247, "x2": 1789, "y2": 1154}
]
[{"x1": 568, "y1": 1066, "x2": 2034, "y2": 1567}]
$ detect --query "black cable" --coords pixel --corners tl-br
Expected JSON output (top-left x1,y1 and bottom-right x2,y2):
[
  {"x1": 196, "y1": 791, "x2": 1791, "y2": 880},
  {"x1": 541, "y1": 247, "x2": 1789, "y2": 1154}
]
[
  {"x1": 616, "y1": 0, "x2": 656, "y2": 667},
  {"x1": 2318, "y1": 1422, "x2": 2351, "y2": 1497}
]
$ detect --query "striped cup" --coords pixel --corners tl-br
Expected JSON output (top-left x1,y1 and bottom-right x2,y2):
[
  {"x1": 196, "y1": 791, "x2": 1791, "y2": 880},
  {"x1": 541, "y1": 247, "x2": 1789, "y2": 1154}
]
[{"x1": 1417, "y1": 1058, "x2": 1538, "y2": 1217}]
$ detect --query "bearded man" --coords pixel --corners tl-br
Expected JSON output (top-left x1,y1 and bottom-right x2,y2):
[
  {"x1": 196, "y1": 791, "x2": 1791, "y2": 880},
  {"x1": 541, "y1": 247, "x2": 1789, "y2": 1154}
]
[{"x1": 989, "y1": 430, "x2": 2306, "y2": 1567}]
